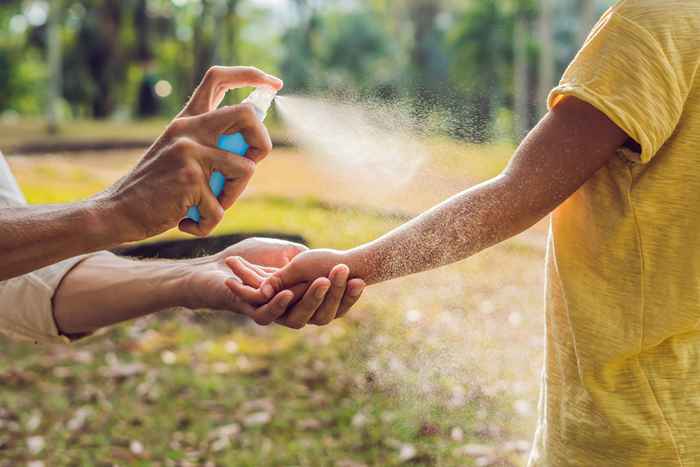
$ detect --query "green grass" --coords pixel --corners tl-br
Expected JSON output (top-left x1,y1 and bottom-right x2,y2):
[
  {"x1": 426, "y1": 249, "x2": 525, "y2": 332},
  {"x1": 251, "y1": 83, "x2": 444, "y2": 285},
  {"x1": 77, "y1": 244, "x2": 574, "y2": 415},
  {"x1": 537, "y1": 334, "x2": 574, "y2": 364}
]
[
  {"x1": 0, "y1": 193, "x2": 534, "y2": 466},
  {"x1": 0, "y1": 118, "x2": 167, "y2": 151},
  {"x1": 0, "y1": 132, "x2": 536, "y2": 467}
]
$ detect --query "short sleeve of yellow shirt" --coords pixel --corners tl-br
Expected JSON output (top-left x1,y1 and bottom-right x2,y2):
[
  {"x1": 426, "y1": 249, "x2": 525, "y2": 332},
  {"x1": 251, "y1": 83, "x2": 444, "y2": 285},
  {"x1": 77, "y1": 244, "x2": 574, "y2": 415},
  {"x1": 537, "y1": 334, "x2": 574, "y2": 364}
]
[{"x1": 530, "y1": 1, "x2": 700, "y2": 466}]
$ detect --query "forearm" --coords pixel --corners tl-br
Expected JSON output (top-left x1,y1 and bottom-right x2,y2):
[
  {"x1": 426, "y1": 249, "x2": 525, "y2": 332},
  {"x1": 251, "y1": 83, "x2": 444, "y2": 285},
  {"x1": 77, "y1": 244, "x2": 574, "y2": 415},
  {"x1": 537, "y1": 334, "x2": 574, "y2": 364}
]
[
  {"x1": 344, "y1": 98, "x2": 628, "y2": 285},
  {"x1": 346, "y1": 173, "x2": 545, "y2": 285},
  {"x1": 0, "y1": 197, "x2": 123, "y2": 281},
  {"x1": 53, "y1": 253, "x2": 188, "y2": 335}
]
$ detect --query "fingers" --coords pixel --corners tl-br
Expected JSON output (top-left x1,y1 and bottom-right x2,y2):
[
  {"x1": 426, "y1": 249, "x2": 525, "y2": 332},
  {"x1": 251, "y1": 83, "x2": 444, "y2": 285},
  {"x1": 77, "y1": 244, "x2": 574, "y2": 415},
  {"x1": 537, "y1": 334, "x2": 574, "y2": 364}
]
[
  {"x1": 225, "y1": 278, "x2": 269, "y2": 306},
  {"x1": 276, "y1": 278, "x2": 331, "y2": 329},
  {"x1": 335, "y1": 278, "x2": 366, "y2": 319},
  {"x1": 248, "y1": 290, "x2": 294, "y2": 326},
  {"x1": 199, "y1": 146, "x2": 256, "y2": 210},
  {"x1": 182, "y1": 66, "x2": 283, "y2": 117},
  {"x1": 182, "y1": 184, "x2": 224, "y2": 236},
  {"x1": 225, "y1": 256, "x2": 266, "y2": 288},
  {"x1": 282, "y1": 242, "x2": 308, "y2": 263},
  {"x1": 264, "y1": 264, "x2": 301, "y2": 294},
  {"x1": 197, "y1": 104, "x2": 273, "y2": 163},
  {"x1": 309, "y1": 264, "x2": 349, "y2": 326}
]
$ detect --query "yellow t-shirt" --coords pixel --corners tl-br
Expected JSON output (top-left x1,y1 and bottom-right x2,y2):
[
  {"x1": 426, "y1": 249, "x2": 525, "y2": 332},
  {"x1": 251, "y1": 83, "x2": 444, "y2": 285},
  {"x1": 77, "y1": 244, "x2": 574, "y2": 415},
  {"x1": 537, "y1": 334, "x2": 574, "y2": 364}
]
[{"x1": 529, "y1": 1, "x2": 700, "y2": 465}]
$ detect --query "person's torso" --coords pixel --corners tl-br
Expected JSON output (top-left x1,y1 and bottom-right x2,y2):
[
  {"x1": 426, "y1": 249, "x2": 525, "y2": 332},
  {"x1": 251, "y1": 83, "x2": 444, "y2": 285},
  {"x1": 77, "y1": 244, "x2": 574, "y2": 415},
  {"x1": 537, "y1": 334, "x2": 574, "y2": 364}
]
[{"x1": 531, "y1": 1, "x2": 700, "y2": 465}]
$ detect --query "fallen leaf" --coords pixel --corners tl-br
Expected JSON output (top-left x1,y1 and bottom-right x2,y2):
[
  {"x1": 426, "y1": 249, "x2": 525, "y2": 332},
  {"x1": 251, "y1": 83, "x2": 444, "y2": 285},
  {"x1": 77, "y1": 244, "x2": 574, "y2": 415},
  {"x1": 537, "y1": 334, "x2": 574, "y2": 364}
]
[
  {"x1": 26, "y1": 436, "x2": 44, "y2": 455},
  {"x1": 454, "y1": 443, "x2": 493, "y2": 457},
  {"x1": 66, "y1": 407, "x2": 92, "y2": 432},
  {"x1": 130, "y1": 440, "x2": 144, "y2": 456},
  {"x1": 297, "y1": 418, "x2": 322, "y2": 431},
  {"x1": 351, "y1": 412, "x2": 368, "y2": 428},
  {"x1": 419, "y1": 422, "x2": 440, "y2": 437},
  {"x1": 335, "y1": 460, "x2": 367, "y2": 467},
  {"x1": 243, "y1": 412, "x2": 271, "y2": 427},
  {"x1": 25, "y1": 411, "x2": 41, "y2": 432},
  {"x1": 398, "y1": 443, "x2": 417, "y2": 462}
]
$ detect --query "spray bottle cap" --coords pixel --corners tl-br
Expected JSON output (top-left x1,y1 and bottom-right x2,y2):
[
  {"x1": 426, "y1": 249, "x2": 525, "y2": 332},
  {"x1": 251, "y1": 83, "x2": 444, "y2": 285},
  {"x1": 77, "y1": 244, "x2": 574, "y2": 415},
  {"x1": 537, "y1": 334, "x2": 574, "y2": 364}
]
[{"x1": 242, "y1": 86, "x2": 277, "y2": 121}]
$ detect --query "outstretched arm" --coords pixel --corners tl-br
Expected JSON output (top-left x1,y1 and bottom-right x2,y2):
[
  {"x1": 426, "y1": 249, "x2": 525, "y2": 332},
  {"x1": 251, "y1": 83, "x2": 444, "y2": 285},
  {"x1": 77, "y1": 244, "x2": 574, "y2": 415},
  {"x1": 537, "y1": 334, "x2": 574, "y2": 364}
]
[
  {"x1": 53, "y1": 238, "x2": 363, "y2": 336},
  {"x1": 269, "y1": 97, "x2": 629, "y2": 289}
]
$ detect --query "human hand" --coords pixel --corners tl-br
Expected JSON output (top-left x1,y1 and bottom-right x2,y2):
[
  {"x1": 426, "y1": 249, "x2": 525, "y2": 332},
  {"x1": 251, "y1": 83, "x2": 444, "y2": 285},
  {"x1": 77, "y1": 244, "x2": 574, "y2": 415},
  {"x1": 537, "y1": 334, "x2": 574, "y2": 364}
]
[
  {"x1": 179, "y1": 252, "x2": 293, "y2": 319},
  {"x1": 101, "y1": 67, "x2": 283, "y2": 242},
  {"x1": 227, "y1": 256, "x2": 365, "y2": 328},
  {"x1": 228, "y1": 249, "x2": 366, "y2": 328},
  {"x1": 220, "y1": 237, "x2": 307, "y2": 268}
]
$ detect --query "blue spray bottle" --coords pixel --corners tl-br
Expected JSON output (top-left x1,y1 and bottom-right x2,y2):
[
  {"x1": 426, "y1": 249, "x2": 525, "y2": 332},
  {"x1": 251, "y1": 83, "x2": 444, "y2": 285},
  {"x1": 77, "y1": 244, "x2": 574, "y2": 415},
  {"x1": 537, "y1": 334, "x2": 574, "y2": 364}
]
[{"x1": 185, "y1": 86, "x2": 278, "y2": 223}]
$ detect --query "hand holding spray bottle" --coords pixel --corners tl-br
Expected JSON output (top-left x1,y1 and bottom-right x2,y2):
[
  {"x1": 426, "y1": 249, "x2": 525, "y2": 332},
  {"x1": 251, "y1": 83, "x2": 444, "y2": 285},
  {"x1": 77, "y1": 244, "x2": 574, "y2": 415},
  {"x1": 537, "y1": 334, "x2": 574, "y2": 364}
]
[{"x1": 185, "y1": 86, "x2": 278, "y2": 223}]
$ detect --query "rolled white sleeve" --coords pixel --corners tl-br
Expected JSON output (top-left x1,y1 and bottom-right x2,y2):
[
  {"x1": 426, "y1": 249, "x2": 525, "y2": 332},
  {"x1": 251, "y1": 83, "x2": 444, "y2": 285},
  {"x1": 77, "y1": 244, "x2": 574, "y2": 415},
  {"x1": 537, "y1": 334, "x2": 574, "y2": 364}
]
[
  {"x1": 0, "y1": 152, "x2": 111, "y2": 345},
  {"x1": 0, "y1": 252, "x2": 113, "y2": 345}
]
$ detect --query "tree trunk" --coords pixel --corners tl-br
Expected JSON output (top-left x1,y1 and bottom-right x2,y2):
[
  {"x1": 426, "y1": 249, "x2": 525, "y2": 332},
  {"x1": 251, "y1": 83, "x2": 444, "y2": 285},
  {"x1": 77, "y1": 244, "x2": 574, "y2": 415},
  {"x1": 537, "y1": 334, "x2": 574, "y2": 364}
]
[
  {"x1": 578, "y1": 0, "x2": 598, "y2": 45},
  {"x1": 224, "y1": 0, "x2": 240, "y2": 65},
  {"x1": 537, "y1": 0, "x2": 555, "y2": 117},
  {"x1": 513, "y1": 12, "x2": 529, "y2": 140},
  {"x1": 409, "y1": 0, "x2": 440, "y2": 111},
  {"x1": 47, "y1": 1, "x2": 62, "y2": 133},
  {"x1": 192, "y1": 0, "x2": 214, "y2": 89}
]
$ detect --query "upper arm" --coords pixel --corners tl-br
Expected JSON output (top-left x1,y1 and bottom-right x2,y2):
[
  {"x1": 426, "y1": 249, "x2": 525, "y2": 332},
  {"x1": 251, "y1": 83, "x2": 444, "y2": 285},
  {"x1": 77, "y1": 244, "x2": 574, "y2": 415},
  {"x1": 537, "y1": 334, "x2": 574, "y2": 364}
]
[{"x1": 502, "y1": 96, "x2": 629, "y2": 217}]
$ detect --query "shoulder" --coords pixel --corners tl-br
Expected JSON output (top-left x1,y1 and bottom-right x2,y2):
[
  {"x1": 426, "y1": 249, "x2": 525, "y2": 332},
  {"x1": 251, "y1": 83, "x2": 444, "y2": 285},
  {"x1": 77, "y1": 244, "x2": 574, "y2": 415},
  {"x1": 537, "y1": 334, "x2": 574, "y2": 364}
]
[{"x1": 612, "y1": 0, "x2": 700, "y2": 29}]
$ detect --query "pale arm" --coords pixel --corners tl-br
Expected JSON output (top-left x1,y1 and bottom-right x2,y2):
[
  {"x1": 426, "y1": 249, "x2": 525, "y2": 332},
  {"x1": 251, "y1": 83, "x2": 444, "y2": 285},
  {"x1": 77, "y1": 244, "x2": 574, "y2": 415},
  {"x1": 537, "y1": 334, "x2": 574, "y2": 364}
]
[{"x1": 53, "y1": 238, "x2": 365, "y2": 336}]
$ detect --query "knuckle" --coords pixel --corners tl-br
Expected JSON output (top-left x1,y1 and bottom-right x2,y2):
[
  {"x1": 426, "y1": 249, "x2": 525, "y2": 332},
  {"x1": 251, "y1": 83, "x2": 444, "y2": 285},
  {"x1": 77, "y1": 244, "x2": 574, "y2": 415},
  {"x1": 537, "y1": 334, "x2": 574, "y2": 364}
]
[
  {"x1": 177, "y1": 164, "x2": 201, "y2": 188},
  {"x1": 260, "y1": 135, "x2": 273, "y2": 154},
  {"x1": 205, "y1": 66, "x2": 222, "y2": 81},
  {"x1": 211, "y1": 209, "x2": 224, "y2": 224},
  {"x1": 239, "y1": 159, "x2": 255, "y2": 177},
  {"x1": 172, "y1": 137, "x2": 196, "y2": 157},
  {"x1": 238, "y1": 102, "x2": 257, "y2": 120},
  {"x1": 167, "y1": 118, "x2": 187, "y2": 136}
]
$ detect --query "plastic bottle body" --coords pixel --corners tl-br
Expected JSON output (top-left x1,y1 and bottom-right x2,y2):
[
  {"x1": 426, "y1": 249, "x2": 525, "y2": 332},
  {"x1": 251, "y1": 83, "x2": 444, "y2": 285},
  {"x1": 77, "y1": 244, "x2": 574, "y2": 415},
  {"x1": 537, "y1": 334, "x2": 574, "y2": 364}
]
[{"x1": 185, "y1": 87, "x2": 276, "y2": 223}]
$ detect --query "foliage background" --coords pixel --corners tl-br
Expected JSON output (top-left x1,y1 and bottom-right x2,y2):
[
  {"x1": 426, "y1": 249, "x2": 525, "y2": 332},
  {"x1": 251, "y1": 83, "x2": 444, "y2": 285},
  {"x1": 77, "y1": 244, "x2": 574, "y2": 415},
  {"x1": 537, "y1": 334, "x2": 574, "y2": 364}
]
[{"x1": 1, "y1": 0, "x2": 611, "y2": 141}]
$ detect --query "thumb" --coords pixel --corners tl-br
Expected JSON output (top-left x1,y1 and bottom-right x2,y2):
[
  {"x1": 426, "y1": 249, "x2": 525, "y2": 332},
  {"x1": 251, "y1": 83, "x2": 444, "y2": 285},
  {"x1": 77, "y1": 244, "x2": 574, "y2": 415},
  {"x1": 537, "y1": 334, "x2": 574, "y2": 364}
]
[
  {"x1": 263, "y1": 262, "x2": 305, "y2": 296},
  {"x1": 283, "y1": 243, "x2": 308, "y2": 263}
]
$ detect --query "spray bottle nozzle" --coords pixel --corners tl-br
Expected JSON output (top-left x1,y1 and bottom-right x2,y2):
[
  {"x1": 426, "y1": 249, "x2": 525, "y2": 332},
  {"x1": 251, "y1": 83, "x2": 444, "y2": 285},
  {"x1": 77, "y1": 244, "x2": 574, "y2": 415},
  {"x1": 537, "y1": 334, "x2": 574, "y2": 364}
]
[{"x1": 242, "y1": 86, "x2": 278, "y2": 121}]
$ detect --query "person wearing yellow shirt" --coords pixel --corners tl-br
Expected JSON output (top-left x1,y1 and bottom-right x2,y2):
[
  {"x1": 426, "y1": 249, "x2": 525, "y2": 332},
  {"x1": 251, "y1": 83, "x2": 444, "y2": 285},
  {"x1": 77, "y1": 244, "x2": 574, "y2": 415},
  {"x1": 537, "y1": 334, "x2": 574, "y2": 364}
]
[{"x1": 230, "y1": 1, "x2": 700, "y2": 464}]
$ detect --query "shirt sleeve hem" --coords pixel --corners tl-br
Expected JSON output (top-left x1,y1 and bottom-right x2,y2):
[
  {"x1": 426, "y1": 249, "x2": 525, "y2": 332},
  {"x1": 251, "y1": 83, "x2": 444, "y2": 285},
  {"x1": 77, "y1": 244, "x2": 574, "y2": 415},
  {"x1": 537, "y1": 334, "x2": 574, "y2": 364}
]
[{"x1": 548, "y1": 84, "x2": 650, "y2": 164}]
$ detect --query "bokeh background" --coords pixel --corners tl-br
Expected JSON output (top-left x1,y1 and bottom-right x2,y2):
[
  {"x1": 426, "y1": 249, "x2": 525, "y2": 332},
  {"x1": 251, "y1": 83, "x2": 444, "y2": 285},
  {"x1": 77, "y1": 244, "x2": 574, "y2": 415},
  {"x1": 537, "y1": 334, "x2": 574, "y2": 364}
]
[{"x1": 0, "y1": 1, "x2": 612, "y2": 466}]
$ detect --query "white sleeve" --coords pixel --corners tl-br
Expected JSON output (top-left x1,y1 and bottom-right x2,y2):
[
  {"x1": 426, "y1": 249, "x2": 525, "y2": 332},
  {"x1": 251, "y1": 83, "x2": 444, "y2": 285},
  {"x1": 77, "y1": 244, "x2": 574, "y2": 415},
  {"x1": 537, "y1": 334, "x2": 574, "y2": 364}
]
[
  {"x1": 0, "y1": 252, "x2": 114, "y2": 345},
  {"x1": 0, "y1": 151, "x2": 113, "y2": 345}
]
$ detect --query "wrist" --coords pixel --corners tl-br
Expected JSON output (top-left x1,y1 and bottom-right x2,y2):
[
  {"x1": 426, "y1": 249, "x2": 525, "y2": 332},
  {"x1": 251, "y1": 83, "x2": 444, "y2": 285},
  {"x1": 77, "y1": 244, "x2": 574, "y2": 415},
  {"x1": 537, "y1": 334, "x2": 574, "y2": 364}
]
[
  {"x1": 343, "y1": 246, "x2": 376, "y2": 284},
  {"x1": 89, "y1": 191, "x2": 143, "y2": 244},
  {"x1": 78, "y1": 197, "x2": 129, "y2": 249}
]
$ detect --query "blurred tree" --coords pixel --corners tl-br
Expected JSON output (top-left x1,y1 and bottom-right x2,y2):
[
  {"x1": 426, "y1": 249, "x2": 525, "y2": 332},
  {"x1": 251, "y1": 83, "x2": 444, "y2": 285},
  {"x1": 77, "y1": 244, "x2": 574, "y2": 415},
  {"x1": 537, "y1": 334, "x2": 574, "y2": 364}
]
[
  {"x1": 449, "y1": 1, "x2": 514, "y2": 141},
  {"x1": 537, "y1": 0, "x2": 555, "y2": 117},
  {"x1": 280, "y1": 0, "x2": 321, "y2": 92},
  {"x1": 65, "y1": 0, "x2": 127, "y2": 118},
  {"x1": 578, "y1": 0, "x2": 598, "y2": 44},
  {"x1": 0, "y1": 0, "x2": 605, "y2": 141},
  {"x1": 406, "y1": 0, "x2": 449, "y2": 114},
  {"x1": 46, "y1": 0, "x2": 62, "y2": 133}
]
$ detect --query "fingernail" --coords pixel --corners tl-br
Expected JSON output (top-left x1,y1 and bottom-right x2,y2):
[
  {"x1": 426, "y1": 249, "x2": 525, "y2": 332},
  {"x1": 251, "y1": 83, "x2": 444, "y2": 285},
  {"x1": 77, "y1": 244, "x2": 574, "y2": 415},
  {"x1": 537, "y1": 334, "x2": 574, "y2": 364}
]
[
  {"x1": 333, "y1": 267, "x2": 349, "y2": 287},
  {"x1": 316, "y1": 285, "x2": 330, "y2": 299},
  {"x1": 262, "y1": 283, "x2": 274, "y2": 299},
  {"x1": 280, "y1": 295, "x2": 293, "y2": 308}
]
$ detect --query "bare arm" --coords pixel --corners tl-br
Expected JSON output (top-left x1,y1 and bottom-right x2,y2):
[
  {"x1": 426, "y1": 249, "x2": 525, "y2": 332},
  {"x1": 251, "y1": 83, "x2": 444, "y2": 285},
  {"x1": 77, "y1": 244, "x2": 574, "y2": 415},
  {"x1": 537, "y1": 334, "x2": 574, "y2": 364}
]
[
  {"x1": 0, "y1": 66, "x2": 282, "y2": 282},
  {"x1": 0, "y1": 200, "x2": 121, "y2": 281},
  {"x1": 271, "y1": 97, "x2": 630, "y2": 288},
  {"x1": 53, "y1": 238, "x2": 365, "y2": 335}
]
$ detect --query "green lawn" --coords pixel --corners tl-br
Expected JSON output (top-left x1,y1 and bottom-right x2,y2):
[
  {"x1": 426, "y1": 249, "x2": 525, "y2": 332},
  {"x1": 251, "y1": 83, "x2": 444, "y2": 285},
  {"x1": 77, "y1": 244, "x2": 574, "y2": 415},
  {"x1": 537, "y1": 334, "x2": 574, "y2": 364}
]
[{"x1": 0, "y1": 132, "x2": 538, "y2": 467}]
